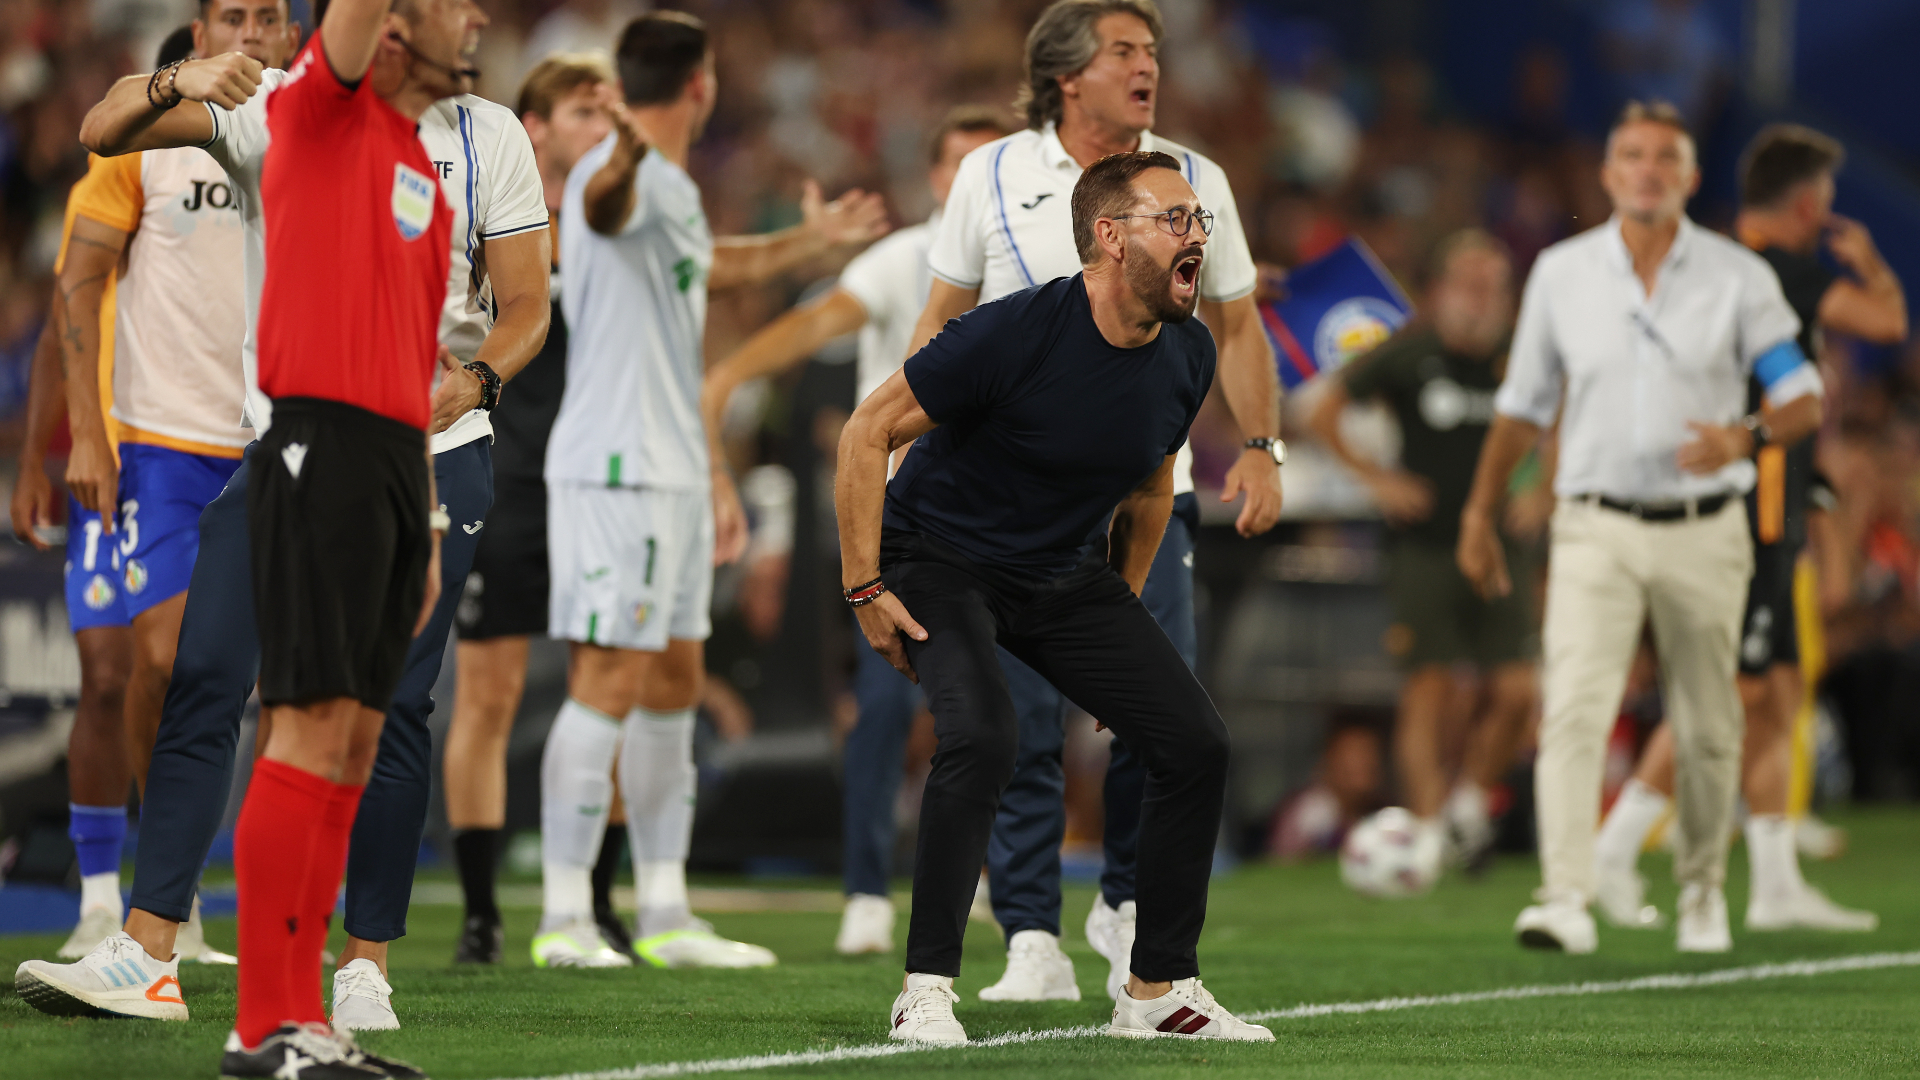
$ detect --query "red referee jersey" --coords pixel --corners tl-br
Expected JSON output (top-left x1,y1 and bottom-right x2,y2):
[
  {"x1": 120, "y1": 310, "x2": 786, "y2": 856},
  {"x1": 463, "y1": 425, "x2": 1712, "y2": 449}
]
[{"x1": 258, "y1": 36, "x2": 452, "y2": 432}]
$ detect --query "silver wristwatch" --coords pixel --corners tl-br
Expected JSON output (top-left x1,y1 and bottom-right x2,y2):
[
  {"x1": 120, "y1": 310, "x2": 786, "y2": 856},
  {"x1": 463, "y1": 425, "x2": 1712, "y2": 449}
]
[{"x1": 1245, "y1": 437, "x2": 1287, "y2": 465}]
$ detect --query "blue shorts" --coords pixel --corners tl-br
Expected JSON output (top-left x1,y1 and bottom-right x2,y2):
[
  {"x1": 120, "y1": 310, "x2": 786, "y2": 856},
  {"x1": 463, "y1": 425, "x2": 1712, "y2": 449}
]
[{"x1": 63, "y1": 443, "x2": 243, "y2": 631}]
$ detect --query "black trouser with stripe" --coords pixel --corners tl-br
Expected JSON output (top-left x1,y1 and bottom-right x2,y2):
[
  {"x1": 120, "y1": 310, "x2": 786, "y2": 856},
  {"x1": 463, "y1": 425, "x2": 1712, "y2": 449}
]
[{"x1": 884, "y1": 529, "x2": 1229, "y2": 982}]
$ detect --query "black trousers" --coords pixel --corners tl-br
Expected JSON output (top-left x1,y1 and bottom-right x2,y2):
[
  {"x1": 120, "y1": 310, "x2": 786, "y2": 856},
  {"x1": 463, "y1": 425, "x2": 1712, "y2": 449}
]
[{"x1": 883, "y1": 529, "x2": 1229, "y2": 981}]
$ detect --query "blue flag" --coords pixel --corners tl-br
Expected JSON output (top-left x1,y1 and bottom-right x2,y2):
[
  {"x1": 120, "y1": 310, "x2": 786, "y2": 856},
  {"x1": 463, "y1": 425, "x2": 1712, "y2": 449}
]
[{"x1": 1258, "y1": 238, "x2": 1414, "y2": 390}]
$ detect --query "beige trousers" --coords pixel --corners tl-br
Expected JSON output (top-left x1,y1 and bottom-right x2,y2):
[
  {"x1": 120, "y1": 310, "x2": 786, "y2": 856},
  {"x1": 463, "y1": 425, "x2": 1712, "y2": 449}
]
[{"x1": 1536, "y1": 497, "x2": 1752, "y2": 904}]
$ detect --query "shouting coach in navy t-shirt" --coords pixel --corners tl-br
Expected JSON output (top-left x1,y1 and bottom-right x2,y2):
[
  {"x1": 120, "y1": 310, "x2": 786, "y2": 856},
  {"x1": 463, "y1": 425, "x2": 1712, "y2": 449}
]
[{"x1": 835, "y1": 151, "x2": 1274, "y2": 1046}]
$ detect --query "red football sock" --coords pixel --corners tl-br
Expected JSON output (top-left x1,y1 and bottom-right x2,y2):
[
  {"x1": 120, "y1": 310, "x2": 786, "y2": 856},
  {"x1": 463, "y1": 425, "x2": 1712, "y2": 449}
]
[
  {"x1": 292, "y1": 779, "x2": 366, "y2": 1025},
  {"x1": 235, "y1": 758, "x2": 332, "y2": 1045}
]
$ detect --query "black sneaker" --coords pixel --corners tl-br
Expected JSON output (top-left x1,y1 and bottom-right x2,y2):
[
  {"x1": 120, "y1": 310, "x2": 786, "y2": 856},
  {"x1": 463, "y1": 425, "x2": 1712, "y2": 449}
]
[
  {"x1": 594, "y1": 907, "x2": 639, "y2": 963},
  {"x1": 335, "y1": 1028, "x2": 429, "y2": 1080},
  {"x1": 218, "y1": 1023, "x2": 385, "y2": 1079},
  {"x1": 452, "y1": 914, "x2": 504, "y2": 965}
]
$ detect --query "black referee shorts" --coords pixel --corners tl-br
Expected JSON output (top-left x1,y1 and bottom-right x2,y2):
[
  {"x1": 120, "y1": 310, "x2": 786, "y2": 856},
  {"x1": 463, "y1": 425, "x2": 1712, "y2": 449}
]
[
  {"x1": 454, "y1": 474, "x2": 549, "y2": 640},
  {"x1": 249, "y1": 397, "x2": 431, "y2": 711},
  {"x1": 1739, "y1": 536, "x2": 1799, "y2": 676}
]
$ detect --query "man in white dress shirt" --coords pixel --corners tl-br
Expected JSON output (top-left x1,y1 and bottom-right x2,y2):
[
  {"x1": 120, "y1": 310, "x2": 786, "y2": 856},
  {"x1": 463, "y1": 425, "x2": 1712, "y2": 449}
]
[
  {"x1": 906, "y1": 0, "x2": 1284, "y2": 1003},
  {"x1": 697, "y1": 105, "x2": 1014, "y2": 956},
  {"x1": 1458, "y1": 101, "x2": 1824, "y2": 956}
]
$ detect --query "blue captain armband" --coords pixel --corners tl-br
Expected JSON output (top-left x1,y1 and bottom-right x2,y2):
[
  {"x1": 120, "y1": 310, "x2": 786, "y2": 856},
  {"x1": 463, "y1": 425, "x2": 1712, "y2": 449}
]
[{"x1": 1754, "y1": 339, "x2": 1823, "y2": 408}]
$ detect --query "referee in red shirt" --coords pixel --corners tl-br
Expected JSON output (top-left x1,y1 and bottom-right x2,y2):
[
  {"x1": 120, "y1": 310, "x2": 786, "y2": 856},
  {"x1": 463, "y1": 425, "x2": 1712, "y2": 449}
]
[{"x1": 225, "y1": 0, "x2": 481, "y2": 1076}]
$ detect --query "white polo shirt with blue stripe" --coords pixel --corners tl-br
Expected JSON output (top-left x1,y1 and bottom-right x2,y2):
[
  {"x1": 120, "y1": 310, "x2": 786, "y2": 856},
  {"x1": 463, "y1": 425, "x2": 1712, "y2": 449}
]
[
  {"x1": 927, "y1": 123, "x2": 1257, "y2": 495},
  {"x1": 204, "y1": 82, "x2": 546, "y2": 450},
  {"x1": 417, "y1": 95, "x2": 549, "y2": 454}
]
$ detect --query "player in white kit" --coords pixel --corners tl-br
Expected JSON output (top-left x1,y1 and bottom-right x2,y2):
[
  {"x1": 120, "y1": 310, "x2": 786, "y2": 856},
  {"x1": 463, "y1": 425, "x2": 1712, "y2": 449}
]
[
  {"x1": 534, "y1": 10, "x2": 891, "y2": 968},
  {"x1": 698, "y1": 106, "x2": 1014, "y2": 955}
]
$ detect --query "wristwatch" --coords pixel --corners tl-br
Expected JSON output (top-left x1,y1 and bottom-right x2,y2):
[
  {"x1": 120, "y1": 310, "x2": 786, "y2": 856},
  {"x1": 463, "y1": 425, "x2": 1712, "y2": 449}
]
[
  {"x1": 1740, "y1": 413, "x2": 1772, "y2": 454},
  {"x1": 1245, "y1": 437, "x2": 1287, "y2": 465}
]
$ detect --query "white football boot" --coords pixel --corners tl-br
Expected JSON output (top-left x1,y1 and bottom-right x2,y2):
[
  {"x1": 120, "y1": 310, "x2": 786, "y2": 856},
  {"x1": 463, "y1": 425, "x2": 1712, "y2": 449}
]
[
  {"x1": 889, "y1": 973, "x2": 966, "y2": 1044},
  {"x1": 15, "y1": 930, "x2": 188, "y2": 1020},
  {"x1": 329, "y1": 958, "x2": 400, "y2": 1031},
  {"x1": 636, "y1": 920, "x2": 776, "y2": 969},
  {"x1": 1594, "y1": 863, "x2": 1665, "y2": 929},
  {"x1": 1085, "y1": 896, "x2": 1136, "y2": 1000},
  {"x1": 530, "y1": 918, "x2": 635, "y2": 968},
  {"x1": 835, "y1": 894, "x2": 895, "y2": 955},
  {"x1": 978, "y1": 929, "x2": 1080, "y2": 1001},
  {"x1": 1795, "y1": 813, "x2": 1847, "y2": 860},
  {"x1": 1676, "y1": 883, "x2": 1732, "y2": 952},
  {"x1": 1107, "y1": 977, "x2": 1274, "y2": 1042},
  {"x1": 176, "y1": 895, "x2": 238, "y2": 964},
  {"x1": 57, "y1": 904, "x2": 122, "y2": 960},
  {"x1": 1515, "y1": 898, "x2": 1597, "y2": 954},
  {"x1": 1747, "y1": 883, "x2": 1878, "y2": 932}
]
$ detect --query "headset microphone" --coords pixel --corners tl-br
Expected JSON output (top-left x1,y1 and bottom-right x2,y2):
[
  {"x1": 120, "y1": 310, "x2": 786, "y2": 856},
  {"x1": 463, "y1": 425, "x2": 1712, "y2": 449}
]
[{"x1": 388, "y1": 32, "x2": 481, "y2": 80}]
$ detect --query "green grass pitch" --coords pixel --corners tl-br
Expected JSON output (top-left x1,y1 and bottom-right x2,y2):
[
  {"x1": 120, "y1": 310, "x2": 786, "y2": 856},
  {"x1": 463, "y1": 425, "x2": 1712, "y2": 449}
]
[{"x1": 3, "y1": 807, "x2": 1916, "y2": 1079}]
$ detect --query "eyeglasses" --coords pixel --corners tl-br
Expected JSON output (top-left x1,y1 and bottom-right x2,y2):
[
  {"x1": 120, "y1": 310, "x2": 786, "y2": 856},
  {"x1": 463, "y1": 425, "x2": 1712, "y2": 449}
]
[{"x1": 1111, "y1": 207, "x2": 1214, "y2": 237}]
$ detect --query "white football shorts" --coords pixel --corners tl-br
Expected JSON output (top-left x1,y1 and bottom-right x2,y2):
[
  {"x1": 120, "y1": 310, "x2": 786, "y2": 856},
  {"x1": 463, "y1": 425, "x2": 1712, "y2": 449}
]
[{"x1": 547, "y1": 482, "x2": 713, "y2": 650}]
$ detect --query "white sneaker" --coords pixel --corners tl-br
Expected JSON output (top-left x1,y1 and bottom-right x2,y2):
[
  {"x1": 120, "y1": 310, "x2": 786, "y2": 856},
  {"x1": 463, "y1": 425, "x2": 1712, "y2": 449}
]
[
  {"x1": 636, "y1": 921, "x2": 777, "y2": 969},
  {"x1": 1795, "y1": 814, "x2": 1847, "y2": 860},
  {"x1": 978, "y1": 929, "x2": 1080, "y2": 1001},
  {"x1": 330, "y1": 958, "x2": 399, "y2": 1031},
  {"x1": 14, "y1": 930, "x2": 187, "y2": 1020},
  {"x1": 1084, "y1": 896, "x2": 1136, "y2": 1000},
  {"x1": 1107, "y1": 977, "x2": 1274, "y2": 1042},
  {"x1": 889, "y1": 973, "x2": 966, "y2": 1044},
  {"x1": 835, "y1": 894, "x2": 894, "y2": 955},
  {"x1": 1676, "y1": 884, "x2": 1732, "y2": 952},
  {"x1": 1747, "y1": 883, "x2": 1878, "y2": 932},
  {"x1": 1515, "y1": 899, "x2": 1597, "y2": 954},
  {"x1": 531, "y1": 918, "x2": 634, "y2": 968},
  {"x1": 57, "y1": 905, "x2": 122, "y2": 960},
  {"x1": 1594, "y1": 863, "x2": 1665, "y2": 929},
  {"x1": 177, "y1": 895, "x2": 238, "y2": 965}
]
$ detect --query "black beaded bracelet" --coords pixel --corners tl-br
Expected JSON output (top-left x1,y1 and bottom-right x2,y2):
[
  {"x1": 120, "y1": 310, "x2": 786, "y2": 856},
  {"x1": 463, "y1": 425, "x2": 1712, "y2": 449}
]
[
  {"x1": 464, "y1": 359, "x2": 502, "y2": 411},
  {"x1": 147, "y1": 60, "x2": 184, "y2": 111},
  {"x1": 847, "y1": 583, "x2": 888, "y2": 608}
]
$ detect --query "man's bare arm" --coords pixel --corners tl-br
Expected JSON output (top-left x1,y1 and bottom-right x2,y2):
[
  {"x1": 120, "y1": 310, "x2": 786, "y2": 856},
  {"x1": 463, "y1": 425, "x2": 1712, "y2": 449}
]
[
  {"x1": 59, "y1": 216, "x2": 130, "y2": 524},
  {"x1": 322, "y1": 0, "x2": 391, "y2": 84},
  {"x1": 79, "y1": 53, "x2": 265, "y2": 156},
  {"x1": 835, "y1": 367, "x2": 936, "y2": 679},
  {"x1": 1820, "y1": 216, "x2": 1907, "y2": 345},
  {"x1": 1457, "y1": 414, "x2": 1543, "y2": 599},
  {"x1": 709, "y1": 182, "x2": 889, "y2": 290},
  {"x1": 10, "y1": 323, "x2": 67, "y2": 549},
  {"x1": 702, "y1": 288, "x2": 867, "y2": 467},
  {"x1": 584, "y1": 103, "x2": 649, "y2": 237},
  {"x1": 1201, "y1": 293, "x2": 1283, "y2": 536},
  {"x1": 429, "y1": 229, "x2": 553, "y2": 434},
  {"x1": 1109, "y1": 454, "x2": 1177, "y2": 596},
  {"x1": 904, "y1": 279, "x2": 979, "y2": 360}
]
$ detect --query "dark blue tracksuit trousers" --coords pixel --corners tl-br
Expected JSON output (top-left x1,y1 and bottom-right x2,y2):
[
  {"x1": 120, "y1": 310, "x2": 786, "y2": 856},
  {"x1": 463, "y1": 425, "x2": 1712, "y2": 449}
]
[
  {"x1": 130, "y1": 438, "x2": 492, "y2": 942},
  {"x1": 838, "y1": 493, "x2": 1198, "y2": 936}
]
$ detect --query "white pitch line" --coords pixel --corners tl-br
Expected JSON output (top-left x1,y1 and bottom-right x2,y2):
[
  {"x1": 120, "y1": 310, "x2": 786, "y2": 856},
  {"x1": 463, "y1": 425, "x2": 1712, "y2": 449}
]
[{"x1": 484, "y1": 951, "x2": 1920, "y2": 1080}]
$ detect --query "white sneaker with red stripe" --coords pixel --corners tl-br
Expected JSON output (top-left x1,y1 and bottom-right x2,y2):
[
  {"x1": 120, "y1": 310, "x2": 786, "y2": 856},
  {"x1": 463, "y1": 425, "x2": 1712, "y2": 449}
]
[
  {"x1": 14, "y1": 930, "x2": 188, "y2": 1020},
  {"x1": 1107, "y1": 977, "x2": 1274, "y2": 1042},
  {"x1": 888, "y1": 973, "x2": 967, "y2": 1044}
]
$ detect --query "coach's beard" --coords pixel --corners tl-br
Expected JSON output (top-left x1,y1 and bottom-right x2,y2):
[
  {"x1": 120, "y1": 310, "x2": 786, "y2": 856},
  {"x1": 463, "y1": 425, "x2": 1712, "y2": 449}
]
[{"x1": 1126, "y1": 241, "x2": 1204, "y2": 324}]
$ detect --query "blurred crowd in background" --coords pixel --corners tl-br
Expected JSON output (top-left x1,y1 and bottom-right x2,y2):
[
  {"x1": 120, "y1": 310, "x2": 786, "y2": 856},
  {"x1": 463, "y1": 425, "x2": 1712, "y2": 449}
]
[{"x1": 1, "y1": 0, "x2": 1916, "y2": 868}]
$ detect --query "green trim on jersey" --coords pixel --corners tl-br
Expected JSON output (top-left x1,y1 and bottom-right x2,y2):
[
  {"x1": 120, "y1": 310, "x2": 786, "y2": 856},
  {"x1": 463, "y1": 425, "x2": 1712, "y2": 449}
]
[{"x1": 608, "y1": 454, "x2": 622, "y2": 487}]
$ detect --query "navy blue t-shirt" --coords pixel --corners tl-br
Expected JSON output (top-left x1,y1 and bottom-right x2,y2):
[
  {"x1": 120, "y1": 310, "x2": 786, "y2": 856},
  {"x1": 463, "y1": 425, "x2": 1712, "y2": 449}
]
[{"x1": 883, "y1": 274, "x2": 1217, "y2": 577}]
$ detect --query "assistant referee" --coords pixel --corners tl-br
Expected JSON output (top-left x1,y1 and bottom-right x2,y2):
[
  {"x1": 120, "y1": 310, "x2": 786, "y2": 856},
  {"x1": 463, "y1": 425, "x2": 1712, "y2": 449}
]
[{"x1": 839, "y1": 151, "x2": 1272, "y2": 1046}]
